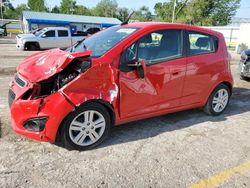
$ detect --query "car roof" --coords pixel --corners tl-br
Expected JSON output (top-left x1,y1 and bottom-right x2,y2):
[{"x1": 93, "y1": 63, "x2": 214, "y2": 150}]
[
  {"x1": 43, "y1": 27, "x2": 69, "y2": 30},
  {"x1": 121, "y1": 22, "x2": 223, "y2": 37}
]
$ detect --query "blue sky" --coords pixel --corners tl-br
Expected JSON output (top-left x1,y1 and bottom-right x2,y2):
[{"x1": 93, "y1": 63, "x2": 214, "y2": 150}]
[{"x1": 12, "y1": 0, "x2": 250, "y2": 18}]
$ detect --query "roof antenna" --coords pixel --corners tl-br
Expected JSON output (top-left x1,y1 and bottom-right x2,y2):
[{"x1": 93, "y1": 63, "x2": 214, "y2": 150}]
[{"x1": 121, "y1": 11, "x2": 135, "y2": 25}]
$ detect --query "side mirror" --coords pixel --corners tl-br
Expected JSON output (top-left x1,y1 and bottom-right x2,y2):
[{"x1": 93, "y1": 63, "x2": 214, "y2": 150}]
[
  {"x1": 127, "y1": 59, "x2": 146, "y2": 78},
  {"x1": 41, "y1": 34, "x2": 46, "y2": 38}
]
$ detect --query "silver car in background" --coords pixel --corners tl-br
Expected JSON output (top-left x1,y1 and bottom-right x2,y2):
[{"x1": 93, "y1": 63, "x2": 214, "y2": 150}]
[
  {"x1": 239, "y1": 49, "x2": 250, "y2": 80},
  {"x1": 16, "y1": 27, "x2": 89, "y2": 51}
]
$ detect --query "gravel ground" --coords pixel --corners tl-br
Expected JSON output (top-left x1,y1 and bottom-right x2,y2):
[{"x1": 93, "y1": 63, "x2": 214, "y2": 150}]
[{"x1": 0, "y1": 43, "x2": 250, "y2": 188}]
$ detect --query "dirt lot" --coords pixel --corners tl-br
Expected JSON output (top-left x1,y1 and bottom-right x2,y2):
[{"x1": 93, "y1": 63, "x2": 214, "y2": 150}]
[{"x1": 0, "y1": 43, "x2": 250, "y2": 188}]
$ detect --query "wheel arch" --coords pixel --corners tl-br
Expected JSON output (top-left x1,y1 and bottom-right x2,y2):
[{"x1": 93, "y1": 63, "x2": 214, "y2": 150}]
[
  {"x1": 55, "y1": 99, "x2": 115, "y2": 143},
  {"x1": 204, "y1": 81, "x2": 233, "y2": 105},
  {"x1": 24, "y1": 41, "x2": 40, "y2": 50},
  {"x1": 220, "y1": 81, "x2": 233, "y2": 96}
]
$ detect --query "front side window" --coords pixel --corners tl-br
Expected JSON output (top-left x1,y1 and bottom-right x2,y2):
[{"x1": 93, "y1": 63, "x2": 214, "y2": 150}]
[
  {"x1": 123, "y1": 29, "x2": 183, "y2": 65},
  {"x1": 43, "y1": 30, "x2": 55, "y2": 37},
  {"x1": 188, "y1": 31, "x2": 218, "y2": 56},
  {"x1": 58, "y1": 30, "x2": 68, "y2": 37}
]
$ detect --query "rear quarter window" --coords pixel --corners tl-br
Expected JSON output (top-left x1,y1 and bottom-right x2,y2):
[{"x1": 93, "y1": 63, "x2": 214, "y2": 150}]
[{"x1": 188, "y1": 31, "x2": 218, "y2": 56}]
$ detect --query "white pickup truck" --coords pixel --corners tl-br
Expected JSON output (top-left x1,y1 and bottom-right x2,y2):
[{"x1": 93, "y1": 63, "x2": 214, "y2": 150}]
[{"x1": 16, "y1": 27, "x2": 88, "y2": 51}]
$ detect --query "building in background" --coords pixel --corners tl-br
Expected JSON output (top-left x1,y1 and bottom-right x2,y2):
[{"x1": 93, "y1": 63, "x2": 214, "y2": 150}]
[
  {"x1": 204, "y1": 17, "x2": 250, "y2": 52},
  {"x1": 21, "y1": 11, "x2": 121, "y2": 33}
]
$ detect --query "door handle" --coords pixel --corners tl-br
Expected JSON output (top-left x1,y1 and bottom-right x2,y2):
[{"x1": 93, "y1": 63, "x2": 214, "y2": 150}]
[{"x1": 172, "y1": 71, "x2": 179, "y2": 75}]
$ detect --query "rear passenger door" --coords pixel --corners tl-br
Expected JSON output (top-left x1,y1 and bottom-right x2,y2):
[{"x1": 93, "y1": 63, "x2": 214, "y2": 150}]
[
  {"x1": 57, "y1": 30, "x2": 71, "y2": 49},
  {"x1": 181, "y1": 30, "x2": 221, "y2": 106}
]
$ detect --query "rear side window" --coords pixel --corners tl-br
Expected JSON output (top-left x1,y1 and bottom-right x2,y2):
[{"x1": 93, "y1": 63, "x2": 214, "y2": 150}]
[
  {"x1": 188, "y1": 31, "x2": 218, "y2": 56},
  {"x1": 58, "y1": 30, "x2": 68, "y2": 37},
  {"x1": 43, "y1": 30, "x2": 55, "y2": 37}
]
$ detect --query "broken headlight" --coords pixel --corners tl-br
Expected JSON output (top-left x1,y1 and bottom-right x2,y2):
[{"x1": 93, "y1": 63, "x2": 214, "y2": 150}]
[{"x1": 34, "y1": 59, "x2": 91, "y2": 98}]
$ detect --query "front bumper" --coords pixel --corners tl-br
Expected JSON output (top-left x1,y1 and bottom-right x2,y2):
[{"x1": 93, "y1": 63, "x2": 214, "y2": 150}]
[
  {"x1": 9, "y1": 79, "x2": 75, "y2": 143},
  {"x1": 16, "y1": 43, "x2": 24, "y2": 50}
]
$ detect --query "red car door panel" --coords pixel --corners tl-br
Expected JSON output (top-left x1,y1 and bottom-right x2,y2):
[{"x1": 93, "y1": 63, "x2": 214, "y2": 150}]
[{"x1": 120, "y1": 58, "x2": 186, "y2": 119}]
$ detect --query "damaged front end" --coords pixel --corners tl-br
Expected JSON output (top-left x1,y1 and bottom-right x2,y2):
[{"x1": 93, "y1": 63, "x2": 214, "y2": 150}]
[
  {"x1": 9, "y1": 49, "x2": 93, "y2": 142},
  {"x1": 240, "y1": 49, "x2": 250, "y2": 79},
  {"x1": 31, "y1": 57, "x2": 91, "y2": 99}
]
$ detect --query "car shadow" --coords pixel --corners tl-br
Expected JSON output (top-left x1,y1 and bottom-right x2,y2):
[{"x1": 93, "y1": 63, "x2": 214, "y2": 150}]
[
  {"x1": 97, "y1": 87, "x2": 250, "y2": 149},
  {"x1": 54, "y1": 87, "x2": 250, "y2": 150}
]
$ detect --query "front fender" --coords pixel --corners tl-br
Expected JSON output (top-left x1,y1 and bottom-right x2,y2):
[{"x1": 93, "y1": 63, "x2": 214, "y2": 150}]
[
  {"x1": 61, "y1": 63, "x2": 119, "y2": 107},
  {"x1": 23, "y1": 39, "x2": 39, "y2": 44}
]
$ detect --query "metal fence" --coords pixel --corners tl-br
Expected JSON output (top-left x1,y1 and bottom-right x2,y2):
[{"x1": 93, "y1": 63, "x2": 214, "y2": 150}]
[{"x1": 204, "y1": 26, "x2": 240, "y2": 50}]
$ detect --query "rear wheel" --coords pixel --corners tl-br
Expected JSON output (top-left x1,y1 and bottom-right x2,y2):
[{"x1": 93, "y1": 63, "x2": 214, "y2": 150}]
[
  {"x1": 204, "y1": 84, "x2": 231, "y2": 115},
  {"x1": 61, "y1": 103, "x2": 111, "y2": 150}
]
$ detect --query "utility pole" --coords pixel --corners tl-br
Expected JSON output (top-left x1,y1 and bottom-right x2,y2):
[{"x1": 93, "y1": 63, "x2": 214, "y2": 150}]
[
  {"x1": 172, "y1": 0, "x2": 177, "y2": 23},
  {"x1": 0, "y1": 0, "x2": 3, "y2": 23}
]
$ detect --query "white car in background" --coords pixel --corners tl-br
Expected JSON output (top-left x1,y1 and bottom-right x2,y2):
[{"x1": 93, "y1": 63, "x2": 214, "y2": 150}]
[{"x1": 16, "y1": 27, "x2": 89, "y2": 51}]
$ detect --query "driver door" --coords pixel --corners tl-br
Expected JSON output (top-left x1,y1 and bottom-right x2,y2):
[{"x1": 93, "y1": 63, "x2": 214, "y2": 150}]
[
  {"x1": 39, "y1": 30, "x2": 56, "y2": 49},
  {"x1": 119, "y1": 29, "x2": 187, "y2": 119}
]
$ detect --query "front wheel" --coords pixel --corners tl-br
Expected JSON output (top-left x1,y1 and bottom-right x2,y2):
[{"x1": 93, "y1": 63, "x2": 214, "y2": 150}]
[
  {"x1": 61, "y1": 103, "x2": 111, "y2": 150},
  {"x1": 203, "y1": 84, "x2": 231, "y2": 115}
]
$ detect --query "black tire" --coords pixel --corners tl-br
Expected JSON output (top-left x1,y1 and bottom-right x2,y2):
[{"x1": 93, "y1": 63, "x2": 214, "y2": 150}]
[
  {"x1": 61, "y1": 102, "x2": 111, "y2": 150},
  {"x1": 240, "y1": 74, "x2": 250, "y2": 81},
  {"x1": 29, "y1": 44, "x2": 37, "y2": 51},
  {"x1": 203, "y1": 84, "x2": 231, "y2": 115},
  {"x1": 24, "y1": 43, "x2": 39, "y2": 51}
]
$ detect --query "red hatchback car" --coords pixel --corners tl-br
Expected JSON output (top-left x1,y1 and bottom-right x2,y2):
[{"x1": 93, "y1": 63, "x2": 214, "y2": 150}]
[{"x1": 9, "y1": 22, "x2": 233, "y2": 150}]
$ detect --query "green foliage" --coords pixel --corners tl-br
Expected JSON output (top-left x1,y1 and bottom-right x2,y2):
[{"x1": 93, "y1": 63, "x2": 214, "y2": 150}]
[
  {"x1": 3, "y1": 3, "x2": 28, "y2": 19},
  {"x1": 60, "y1": 0, "x2": 77, "y2": 14},
  {"x1": 154, "y1": 0, "x2": 241, "y2": 26},
  {"x1": 132, "y1": 6, "x2": 152, "y2": 21},
  {"x1": 2, "y1": 0, "x2": 240, "y2": 26},
  {"x1": 75, "y1": 5, "x2": 92, "y2": 16},
  {"x1": 184, "y1": 0, "x2": 214, "y2": 25},
  {"x1": 117, "y1": 7, "x2": 129, "y2": 22},
  {"x1": 210, "y1": 0, "x2": 241, "y2": 25},
  {"x1": 154, "y1": 0, "x2": 187, "y2": 22},
  {"x1": 92, "y1": 0, "x2": 118, "y2": 17},
  {"x1": 28, "y1": 0, "x2": 47, "y2": 12},
  {"x1": 51, "y1": 6, "x2": 60, "y2": 13}
]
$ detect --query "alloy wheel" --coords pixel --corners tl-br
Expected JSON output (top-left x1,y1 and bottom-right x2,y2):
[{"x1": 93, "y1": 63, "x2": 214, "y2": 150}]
[
  {"x1": 212, "y1": 88, "x2": 229, "y2": 113},
  {"x1": 69, "y1": 110, "x2": 106, "y2": 146}
]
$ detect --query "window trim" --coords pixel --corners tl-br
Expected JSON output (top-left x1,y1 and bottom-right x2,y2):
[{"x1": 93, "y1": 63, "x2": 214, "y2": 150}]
[
  {"x1": 120, "y1": 29, "x2": 185, "y2": 68},
  {"x1": 185, "y1": 30, "x2": 219, "y2": 57},
  {"x1": 58, "y1": 30, "x2": 69, "y2": 37},
  {"x1": 43, "y1": 30, "x2": 56, "y2": 38},
  {"x1": 146, "y1": 53, "x2": 184, "y2": 66}
]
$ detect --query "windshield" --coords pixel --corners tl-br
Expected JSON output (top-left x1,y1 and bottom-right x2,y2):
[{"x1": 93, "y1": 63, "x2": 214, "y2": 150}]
[
  {"x1": 34, "y1": 28, "x2": 47, "y2": 37},
  {"x1": 69, "y1": 27, "x2": 138, "y2": 58}
]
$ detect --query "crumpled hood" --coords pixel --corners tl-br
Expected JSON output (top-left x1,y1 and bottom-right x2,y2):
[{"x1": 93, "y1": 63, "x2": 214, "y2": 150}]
[{"x1": 17, "y1": 48, "x2": 92, "y2": 82}]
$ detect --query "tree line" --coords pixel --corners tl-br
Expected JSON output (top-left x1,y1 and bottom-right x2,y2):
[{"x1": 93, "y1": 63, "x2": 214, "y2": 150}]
[{"x1": 1, "y1": 0, "x2": 240, "y2": 26}]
